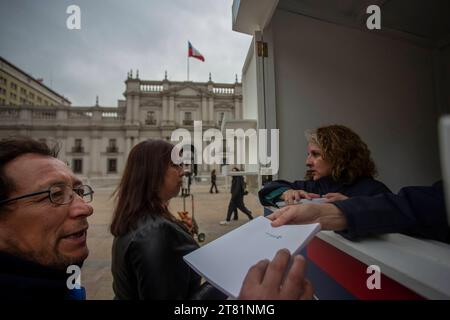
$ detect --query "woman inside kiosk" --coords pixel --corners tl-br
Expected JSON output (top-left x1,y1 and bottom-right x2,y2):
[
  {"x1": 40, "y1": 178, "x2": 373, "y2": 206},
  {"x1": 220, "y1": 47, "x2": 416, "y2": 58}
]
[{"x1": 259, "y1": 124, "x2": 391, "y2": 207}]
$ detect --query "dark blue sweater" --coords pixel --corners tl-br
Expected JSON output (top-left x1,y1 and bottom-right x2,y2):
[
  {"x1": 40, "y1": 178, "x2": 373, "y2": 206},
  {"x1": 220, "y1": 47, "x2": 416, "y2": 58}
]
[
  {"x1": 258, "y1": 176, "x2": 391, "y2": 207},
  {"x1": 0, "y1": 251, "x2": 85, "y2": 300},
  {"x1": 334, "y1": 181, "x2": 450, "y2": 243}
]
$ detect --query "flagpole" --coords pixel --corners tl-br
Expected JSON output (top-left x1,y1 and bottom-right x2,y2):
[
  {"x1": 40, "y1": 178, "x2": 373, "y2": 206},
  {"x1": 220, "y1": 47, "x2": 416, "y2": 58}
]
[{"x1": 187, "y1": 56, "x2": 190, "y2": 81}]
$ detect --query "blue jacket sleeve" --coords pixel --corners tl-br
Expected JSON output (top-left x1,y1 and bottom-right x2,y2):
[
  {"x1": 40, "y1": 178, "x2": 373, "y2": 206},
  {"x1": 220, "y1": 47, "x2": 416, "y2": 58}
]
[
  {"x1": 333, "y1": 181, "x2": 450, "y2": 243},
  {"x1": 360, "y1": 179, "x2": 392, "y2": 196},
  {"x1": 258, "y1": 180, "x2": 309, "y2": 206}
]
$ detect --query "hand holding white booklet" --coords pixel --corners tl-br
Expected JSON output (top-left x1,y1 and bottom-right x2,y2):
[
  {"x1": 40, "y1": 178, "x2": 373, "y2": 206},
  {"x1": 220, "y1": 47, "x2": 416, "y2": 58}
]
[
  {"x1": 183, "y1": 216, "x2": 320, "y2": 298},
  {"x1": 275, "y1": 197, "x2": 328, "y2": 207}
]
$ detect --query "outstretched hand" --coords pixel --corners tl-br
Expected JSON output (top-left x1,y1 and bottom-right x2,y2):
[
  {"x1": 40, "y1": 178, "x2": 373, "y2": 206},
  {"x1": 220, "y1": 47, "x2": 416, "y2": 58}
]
[
  {"x1": 282, "y1": 189, "x2": 320, "y2": 204},
  {"x1": 324, "y1": 192, "x2": 349, "y2": 202},
  {"x1": 239, "y1": 249, "x2": 314, "y2": 300},
  {"x1": 267, "y1": 203, "x2": 348, "y2": 231},
  {"x1": 267, "y1": 204, "x2": 321, "y2": 227}
]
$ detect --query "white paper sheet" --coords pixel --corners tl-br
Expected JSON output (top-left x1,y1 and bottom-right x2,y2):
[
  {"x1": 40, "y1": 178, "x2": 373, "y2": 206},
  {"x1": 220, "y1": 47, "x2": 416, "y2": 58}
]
[{"x1": 183, "y1": 216, "x2": 320, "y2": 298}]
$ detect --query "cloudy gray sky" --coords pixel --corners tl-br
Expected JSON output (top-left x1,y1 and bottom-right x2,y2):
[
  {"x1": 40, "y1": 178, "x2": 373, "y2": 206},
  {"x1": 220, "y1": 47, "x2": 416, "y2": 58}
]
[{"x1": 0, "y1": 0, "x2": 252, "y2": 106}]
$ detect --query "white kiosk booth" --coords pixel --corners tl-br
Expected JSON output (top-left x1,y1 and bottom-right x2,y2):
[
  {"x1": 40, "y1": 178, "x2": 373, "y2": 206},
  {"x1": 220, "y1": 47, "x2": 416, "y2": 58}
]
[{"x1": 234, "y1": 0, "x2": 450, "y2": 299}]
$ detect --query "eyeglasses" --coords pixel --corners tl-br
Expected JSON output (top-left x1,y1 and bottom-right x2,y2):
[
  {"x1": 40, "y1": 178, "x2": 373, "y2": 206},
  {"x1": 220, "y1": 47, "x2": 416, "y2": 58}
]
[{"x1": 0, "y1": 184, "x2": 94, "y2": 206}]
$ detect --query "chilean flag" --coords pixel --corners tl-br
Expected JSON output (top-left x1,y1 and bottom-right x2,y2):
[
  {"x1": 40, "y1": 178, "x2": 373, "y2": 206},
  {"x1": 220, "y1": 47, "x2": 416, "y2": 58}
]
[{"x1": 188, "y1": 41, "x2": 205, "y2": 62}]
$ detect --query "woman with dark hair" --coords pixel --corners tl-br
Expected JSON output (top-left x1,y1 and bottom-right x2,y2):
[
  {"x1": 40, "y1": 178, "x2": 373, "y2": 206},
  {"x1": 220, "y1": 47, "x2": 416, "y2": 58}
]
[
  {"x1": 110, "y1": 139, "x2": 224, "y2": 300},
  {"x1": 259, "y1": 125, "x2": 391, "y2": 207}
]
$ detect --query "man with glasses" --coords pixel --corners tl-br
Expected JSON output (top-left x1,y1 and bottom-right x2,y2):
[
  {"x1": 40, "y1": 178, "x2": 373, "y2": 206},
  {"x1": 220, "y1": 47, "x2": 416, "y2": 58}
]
[{"x1": 0, "y1": 137, "x2": 94, "y2": 299}]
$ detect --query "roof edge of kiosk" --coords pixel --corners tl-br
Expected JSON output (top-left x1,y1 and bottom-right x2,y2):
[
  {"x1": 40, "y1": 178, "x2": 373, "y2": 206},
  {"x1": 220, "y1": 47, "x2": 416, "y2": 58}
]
[{"x1": 232, "y1": 0, "x2": 279, "y2": 35}]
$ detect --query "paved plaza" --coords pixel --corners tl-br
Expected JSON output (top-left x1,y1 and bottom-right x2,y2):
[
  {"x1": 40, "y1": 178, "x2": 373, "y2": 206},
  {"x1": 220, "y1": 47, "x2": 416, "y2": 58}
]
[{"x1": 81, "y1": 182, "x2": 263, "y2": 300}]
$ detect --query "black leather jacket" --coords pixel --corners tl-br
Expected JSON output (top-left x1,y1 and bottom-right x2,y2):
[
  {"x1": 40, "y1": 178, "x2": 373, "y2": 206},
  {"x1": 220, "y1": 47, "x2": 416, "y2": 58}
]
[{"x1": 111, "y1": 214, "x2": 225, "y2": 300}]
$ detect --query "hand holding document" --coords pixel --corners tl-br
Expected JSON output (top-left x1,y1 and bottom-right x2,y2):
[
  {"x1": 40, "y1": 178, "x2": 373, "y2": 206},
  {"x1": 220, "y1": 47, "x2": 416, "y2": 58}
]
[
  {"x1": 276, "y1": 197, "x2": 328, "y2": 207},
  {"x1": 183, "y1": 216, "x2": 320, "y2": 298}
]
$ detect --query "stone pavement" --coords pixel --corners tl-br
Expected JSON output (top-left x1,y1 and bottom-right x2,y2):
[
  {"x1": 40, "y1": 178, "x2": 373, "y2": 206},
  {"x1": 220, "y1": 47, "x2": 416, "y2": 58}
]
[{"x1": 81, "y1": 182, "x2": 263, "y2": 300}]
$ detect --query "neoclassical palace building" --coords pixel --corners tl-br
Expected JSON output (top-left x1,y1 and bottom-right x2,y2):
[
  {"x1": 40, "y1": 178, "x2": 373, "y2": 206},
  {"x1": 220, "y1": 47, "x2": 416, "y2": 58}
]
[{"x1": 0, "y1": 70, "x2": 243, "y2": 185}]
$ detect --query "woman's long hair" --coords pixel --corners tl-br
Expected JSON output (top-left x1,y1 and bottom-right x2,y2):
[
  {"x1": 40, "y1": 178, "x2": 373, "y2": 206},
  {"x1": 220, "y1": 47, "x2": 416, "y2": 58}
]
[
  {"x1": 110, "y1": 139, "x2": 176, "y2": 237},
  {"x1": 305, "y1": 125, "x2": 377, "y2": 184}
]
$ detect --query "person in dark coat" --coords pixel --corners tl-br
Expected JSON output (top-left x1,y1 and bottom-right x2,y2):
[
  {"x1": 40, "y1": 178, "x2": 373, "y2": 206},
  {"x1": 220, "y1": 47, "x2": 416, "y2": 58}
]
[
  {"x1": 259, "y1": 125, "x2": 391, "y2": 207},
  {"x1": 187, "y1": 170, "x2": 193, "y2": 195},
  {"x1": 268, "y1": 181, "x2": 450, "y2": 244},
  {"x1": 210, "y1": 169, "x2": 218, "y2": 193},
  {"x1": 220, "y1": 167, "x2": 253, "y2": 225}
]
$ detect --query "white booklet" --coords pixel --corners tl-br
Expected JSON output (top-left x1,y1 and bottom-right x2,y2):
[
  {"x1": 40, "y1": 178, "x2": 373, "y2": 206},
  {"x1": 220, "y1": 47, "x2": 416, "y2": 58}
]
[{"x1": 183, "y1": 216, "x2": 320, "y2": 298}]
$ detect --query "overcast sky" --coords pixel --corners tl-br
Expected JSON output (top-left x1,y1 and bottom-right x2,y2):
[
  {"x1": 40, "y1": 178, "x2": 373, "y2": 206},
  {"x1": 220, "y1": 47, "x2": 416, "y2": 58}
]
[{"x1": 0, "y1": 0, "x2": 252, "y2": 106}]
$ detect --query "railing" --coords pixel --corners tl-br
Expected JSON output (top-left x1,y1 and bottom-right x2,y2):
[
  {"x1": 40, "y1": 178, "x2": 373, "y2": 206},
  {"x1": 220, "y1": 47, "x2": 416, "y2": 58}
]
[
  {"x1": 145, "y1": 119, "x2": 157, "y2": 125},
  {"x1": 213, "y1": 87, "x2": 234, "y2": 95},
  {"x1": 69, "y1": 110, "x2": 92, "y2": 119},
  {"x1": 71, "y1": 146, "x2": 85, "y2": 153},
  {"x1": 106, "y1": 146, "x2": 118, "y2": 153},
  {"x1": 102, "y1": 111, "x2": 125, "y2": 120},
  {"x1": 32, "y1": 110, "x2": 56, "y2": 120},
  {"x1": 0, "y1": 108, "x2": 19, "y2": 119},
  {"x1": 140, "y1": 84, "x2": 163, "y2": 92},
  {"x1": 0, "y1": 106, "x2": 125, "y2": 124}
]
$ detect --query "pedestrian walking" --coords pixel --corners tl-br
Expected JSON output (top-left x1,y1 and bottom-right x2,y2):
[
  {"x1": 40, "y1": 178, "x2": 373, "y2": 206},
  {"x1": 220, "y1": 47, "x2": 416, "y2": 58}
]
[
  {"x1": 220, "y1": 167, "x2": 253, "y2": 225},
  {"x1": 210, "y1": 169, "x2": 219, "y2": 193}
]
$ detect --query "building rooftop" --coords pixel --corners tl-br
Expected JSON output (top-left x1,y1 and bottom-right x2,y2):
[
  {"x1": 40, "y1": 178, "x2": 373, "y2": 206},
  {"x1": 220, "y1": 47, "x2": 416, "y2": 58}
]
[{"x1": 0, "y1": 56, "x2": 71, "y2": 105}]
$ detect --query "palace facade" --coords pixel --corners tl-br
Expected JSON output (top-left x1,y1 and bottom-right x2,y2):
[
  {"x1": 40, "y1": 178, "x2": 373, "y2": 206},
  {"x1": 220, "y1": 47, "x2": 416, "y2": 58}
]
[{"x1": 0, "y1": 70, "x2": 243, "y2": 185}]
